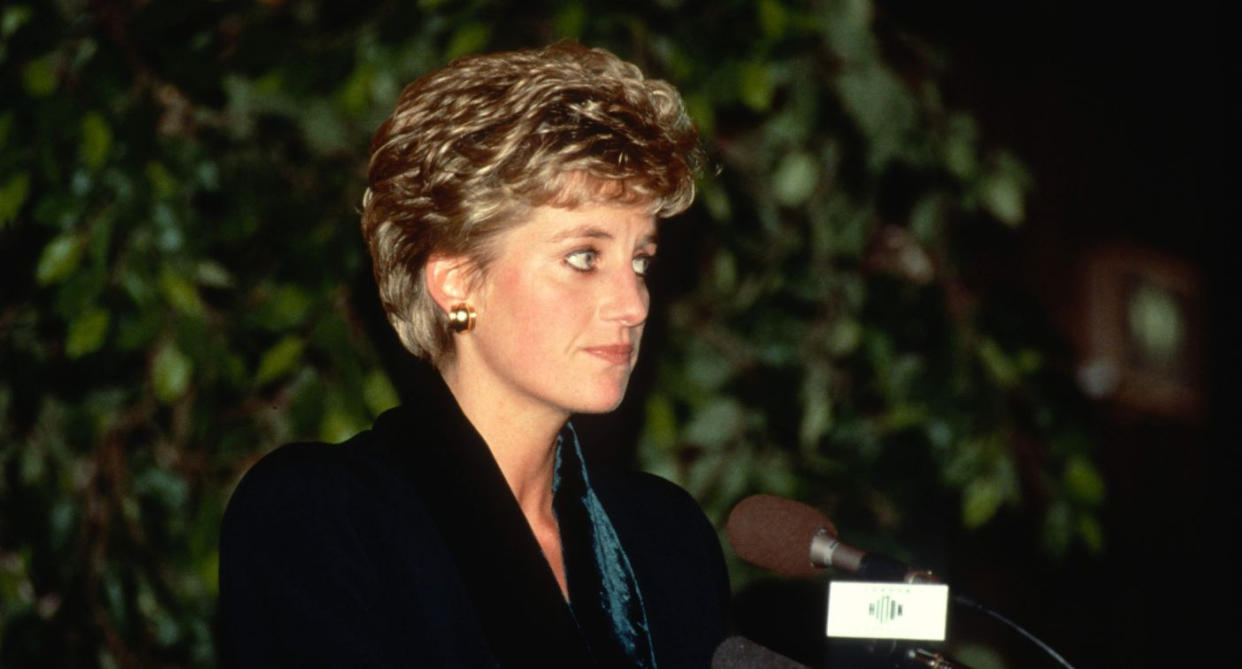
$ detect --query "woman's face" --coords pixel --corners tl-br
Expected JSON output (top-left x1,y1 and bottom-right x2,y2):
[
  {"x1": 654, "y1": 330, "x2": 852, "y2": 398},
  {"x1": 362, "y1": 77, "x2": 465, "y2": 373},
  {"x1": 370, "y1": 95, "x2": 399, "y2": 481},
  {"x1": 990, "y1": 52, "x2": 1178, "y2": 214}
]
[{"x1": 454, "y1": 202, "x2": 657, "y2": 420}]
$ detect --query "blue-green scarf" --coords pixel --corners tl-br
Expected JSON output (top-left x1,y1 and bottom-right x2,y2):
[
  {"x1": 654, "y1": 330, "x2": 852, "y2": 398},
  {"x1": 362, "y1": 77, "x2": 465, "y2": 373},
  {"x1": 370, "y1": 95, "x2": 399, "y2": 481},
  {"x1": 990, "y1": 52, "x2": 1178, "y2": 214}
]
[{"x1": 553, "y1": 423, "x2": 658, "y2": 669}]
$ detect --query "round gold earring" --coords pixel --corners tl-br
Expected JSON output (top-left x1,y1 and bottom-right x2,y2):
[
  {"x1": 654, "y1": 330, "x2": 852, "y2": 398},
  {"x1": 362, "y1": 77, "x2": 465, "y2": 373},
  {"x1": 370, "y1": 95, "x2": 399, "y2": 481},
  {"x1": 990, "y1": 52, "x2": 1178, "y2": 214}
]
[{"x1": 447, "y1": 303, "x2": 476, "y2": 333}]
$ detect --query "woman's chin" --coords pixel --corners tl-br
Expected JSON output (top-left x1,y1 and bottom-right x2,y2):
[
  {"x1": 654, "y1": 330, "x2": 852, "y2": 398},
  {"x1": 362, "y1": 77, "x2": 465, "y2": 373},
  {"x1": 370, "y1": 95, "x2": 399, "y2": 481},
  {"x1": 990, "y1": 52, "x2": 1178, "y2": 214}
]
[{"x1": 568, "y1": 384, "x2": 629, "y2": 415}]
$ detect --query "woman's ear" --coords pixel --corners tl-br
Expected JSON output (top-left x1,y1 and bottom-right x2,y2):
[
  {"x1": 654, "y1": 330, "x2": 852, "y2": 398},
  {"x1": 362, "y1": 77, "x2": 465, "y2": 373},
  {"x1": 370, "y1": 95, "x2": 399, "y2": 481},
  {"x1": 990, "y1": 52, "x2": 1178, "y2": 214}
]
[{"x1": 424, "y1": 254, "x2": 475, "y2": 313}]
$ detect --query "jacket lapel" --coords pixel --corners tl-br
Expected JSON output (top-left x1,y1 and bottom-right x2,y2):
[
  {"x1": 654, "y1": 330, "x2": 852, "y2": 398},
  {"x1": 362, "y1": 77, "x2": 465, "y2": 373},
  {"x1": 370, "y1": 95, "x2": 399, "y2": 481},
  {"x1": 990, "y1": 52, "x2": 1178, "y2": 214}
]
[{"x1": 371, "y1": 371, "x2": 595, "y2": 667}]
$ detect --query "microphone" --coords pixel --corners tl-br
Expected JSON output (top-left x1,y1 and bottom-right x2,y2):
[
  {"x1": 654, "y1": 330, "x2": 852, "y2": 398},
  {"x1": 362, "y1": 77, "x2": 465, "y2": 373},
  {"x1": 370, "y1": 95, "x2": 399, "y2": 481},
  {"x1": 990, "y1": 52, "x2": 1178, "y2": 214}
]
[
  {"x1": 726, "y1": 494, "x2": 938, "y2": 583},
  {"x1": 711, "y1": 636, "x2": 811, "y2": 669}
]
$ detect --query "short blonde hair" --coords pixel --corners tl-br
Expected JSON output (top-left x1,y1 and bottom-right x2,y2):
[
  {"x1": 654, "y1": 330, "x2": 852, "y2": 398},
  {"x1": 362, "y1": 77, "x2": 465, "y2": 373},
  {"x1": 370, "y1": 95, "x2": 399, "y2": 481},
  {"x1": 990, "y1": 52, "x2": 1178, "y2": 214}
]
[{"x1": 361, "y1": 42, "x2": 701, "y2": 364}]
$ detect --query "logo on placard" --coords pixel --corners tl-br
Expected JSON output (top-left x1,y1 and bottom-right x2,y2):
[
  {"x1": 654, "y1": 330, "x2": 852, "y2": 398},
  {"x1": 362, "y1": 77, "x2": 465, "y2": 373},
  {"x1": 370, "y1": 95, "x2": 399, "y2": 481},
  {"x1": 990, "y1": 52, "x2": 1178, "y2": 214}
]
[
  {"x1": 868, "y1": 594, "x2": 904, "y2": 623},
  {"x1": 828, "y1": 582, "x2": 948, "y2": 641}
]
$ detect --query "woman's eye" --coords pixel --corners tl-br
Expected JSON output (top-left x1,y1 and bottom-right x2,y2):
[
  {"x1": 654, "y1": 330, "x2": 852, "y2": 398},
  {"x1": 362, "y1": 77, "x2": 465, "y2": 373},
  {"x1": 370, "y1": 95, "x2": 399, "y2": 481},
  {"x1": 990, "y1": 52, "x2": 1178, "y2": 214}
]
[
  {"x1": 632, "y1": 254, "x2": 654, "y2": 277},
  {"x1": 565, "y1": 249, "x2": 597, "y2": 271}
]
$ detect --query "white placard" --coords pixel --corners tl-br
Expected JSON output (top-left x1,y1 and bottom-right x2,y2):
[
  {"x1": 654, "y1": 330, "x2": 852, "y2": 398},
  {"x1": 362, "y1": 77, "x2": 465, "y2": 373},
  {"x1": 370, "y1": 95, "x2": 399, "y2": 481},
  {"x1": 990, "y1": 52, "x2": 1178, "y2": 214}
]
[{"x1": 825, "y1": 581, "x2": 949, "y2": 641}]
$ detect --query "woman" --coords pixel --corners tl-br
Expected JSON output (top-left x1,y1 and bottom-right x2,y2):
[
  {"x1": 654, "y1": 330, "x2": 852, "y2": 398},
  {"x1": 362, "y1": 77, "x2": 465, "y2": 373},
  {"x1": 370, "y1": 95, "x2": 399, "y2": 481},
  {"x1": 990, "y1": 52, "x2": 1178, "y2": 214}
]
[{"x1": 218, "y1": 42, "x2": 728, "y2": 667}]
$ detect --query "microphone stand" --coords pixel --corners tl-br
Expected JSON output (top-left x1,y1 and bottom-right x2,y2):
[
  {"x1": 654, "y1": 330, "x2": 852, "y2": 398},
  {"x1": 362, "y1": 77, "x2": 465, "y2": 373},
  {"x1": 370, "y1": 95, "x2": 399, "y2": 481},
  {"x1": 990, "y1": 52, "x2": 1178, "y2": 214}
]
[{"x1": 831, "y1": 638, "x2": 973, "y2": 669}]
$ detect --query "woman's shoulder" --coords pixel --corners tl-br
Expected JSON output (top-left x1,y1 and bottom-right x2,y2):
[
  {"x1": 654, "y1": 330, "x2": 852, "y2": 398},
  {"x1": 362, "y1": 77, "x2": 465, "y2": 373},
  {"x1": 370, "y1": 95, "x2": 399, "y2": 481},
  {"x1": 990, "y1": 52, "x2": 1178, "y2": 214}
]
[
  {"x1": 220, "y1": 430, "x2": 417, "y2": 542},
  {"x1": 229, "y1": 436, "x2": 368, "y2": 501},
  {"x1": 590, "y1": 469, "x2": 724, "y2": 574},
  {"x1": 592, "y1": 469, "x2": 731, "y2": 666},
  {"x1": 216, "y1": 430, "x2": 486, "y2": 666},
  {"x1": 592, "y1": 469, "x2": 711, "y2": 525}
]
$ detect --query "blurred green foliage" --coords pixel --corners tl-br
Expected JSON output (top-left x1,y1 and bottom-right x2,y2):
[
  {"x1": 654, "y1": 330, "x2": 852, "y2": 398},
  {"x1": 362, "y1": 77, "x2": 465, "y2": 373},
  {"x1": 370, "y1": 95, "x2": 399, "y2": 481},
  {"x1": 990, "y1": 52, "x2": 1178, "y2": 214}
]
[{"x1": 0, "y1": 0, "x2": 1102, "y2": 665}]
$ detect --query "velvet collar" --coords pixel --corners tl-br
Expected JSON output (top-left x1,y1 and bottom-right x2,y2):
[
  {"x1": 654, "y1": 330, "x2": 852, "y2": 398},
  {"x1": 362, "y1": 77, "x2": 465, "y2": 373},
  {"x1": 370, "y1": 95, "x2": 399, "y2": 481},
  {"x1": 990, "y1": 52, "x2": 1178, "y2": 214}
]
[
  {"x1": 369, "y1": 371, "x2": 656, "y2": 668},
  {"x1": 555, "y1": 423, "x2": 657, "y2": 669}
]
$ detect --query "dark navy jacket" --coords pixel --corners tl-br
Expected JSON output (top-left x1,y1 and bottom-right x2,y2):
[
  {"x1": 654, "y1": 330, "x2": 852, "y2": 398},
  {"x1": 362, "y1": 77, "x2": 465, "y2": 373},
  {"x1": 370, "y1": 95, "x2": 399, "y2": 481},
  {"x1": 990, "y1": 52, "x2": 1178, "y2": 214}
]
[{"x1": 218, "y1": 372, "x2": 728, "y2": 667}]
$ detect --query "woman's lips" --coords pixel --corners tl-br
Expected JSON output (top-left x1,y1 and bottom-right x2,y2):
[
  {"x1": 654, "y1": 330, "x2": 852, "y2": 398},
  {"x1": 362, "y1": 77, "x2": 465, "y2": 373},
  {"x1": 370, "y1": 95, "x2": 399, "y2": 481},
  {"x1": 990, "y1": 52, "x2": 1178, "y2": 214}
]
[{"x1": 584, "y1": 344, "x2": 634, "y2": 365}]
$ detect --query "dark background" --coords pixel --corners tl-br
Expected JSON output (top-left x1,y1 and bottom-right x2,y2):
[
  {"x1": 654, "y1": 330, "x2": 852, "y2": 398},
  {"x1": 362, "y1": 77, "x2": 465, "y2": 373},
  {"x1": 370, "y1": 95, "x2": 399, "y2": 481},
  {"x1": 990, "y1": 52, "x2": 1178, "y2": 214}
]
[{"x1": 733, "y1": 2, "x2": 1230, "y2": 667}]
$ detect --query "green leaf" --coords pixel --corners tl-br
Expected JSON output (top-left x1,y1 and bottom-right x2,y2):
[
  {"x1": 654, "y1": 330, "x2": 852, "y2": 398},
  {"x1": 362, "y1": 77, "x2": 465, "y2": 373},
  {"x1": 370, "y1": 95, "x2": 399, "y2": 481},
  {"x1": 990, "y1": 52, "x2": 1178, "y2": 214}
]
[
  {"x1": 135, "y1": 466, "x2": 190, "y2": 511},
  {"x1": 1077, "y1": 513, "x2": 1105, "y2": 554},
  {"x1": 711, "y1": 250, "x2": 737, "y2": 294},
  {"x1": 979, "y1": 172, "x2": 1024, "y2": 227},
  {"x1": 35, "y1": 233, "x2": 85, "y2": 285},
  {"x1": 684, "y1": 339, "x2": 733, "y2": 392},
  {"x1": 799, "y1": 363, "x2": 833, "y2": 448},
  {"x1": 65, "y1": 308, "x2": 110, "y2": 358},
  {"x1": 683, "y1": 399, "x2": 745, "y2": 448},
  {"x1": 2, "y1": 6, "x2": 33, "y2": 39},
  {"x1": 755, "y1": 451, "x2": 798, "y2": 498},
  {"x1": 942, "y1": 437, "x2": 985, "y2": 486},
  {"x1": 942, "y1": 114, "x2": 979, "y2": 179},
  {"x1": 738, "y1": 60, "x2": 775, "y2": 112},
  {"x1": 977, "y1": 338, "x2": 1019, "y2": 389},
  {"x1": 757, "y1": 0, "x2": 787, "y2": 38},
  {"x1": 552, "y1": 1, "x2": 586, "y2": 39},
  {"x1": 1063, "y1": 455, "x2": 1106, "y2": 506},
  {"x1": 0, "y1": 172, "x2": 30, "y2": 228},
  {"x1": 444, "y1": 23, "x2": 491, "y2": 62},
  {"x1": 1042, "y1": 501, "x2": 1072, "y2": 557},
  {"x1": 978, "y1": 153, "x2": 1030, "y2": 227},
  {"x1": 337, "y1": 62, "x2": 376, "y2": 114},
  {"x1": 772, "y1": 151, "x2": 818, "y2": 207},
  {"x1": 256, "y1": 284, "x2": 313, "y2": 330},
  {"x1": 958, "y1": 479, "x2": 1008, "y2": 531},
  {"x1": 152, "y1": 342, "x2": 193, "y2": 403},
  {"x1": 255, "y1": 336, "x2": 305, "y2": 385},
  {"x1": 195, "y1": 260, "x2": 234, "y2": 288},
  {"x1": 719, "y1": 448, "x2": 755, "y2": 503},
  {"x1": 835, "y1": 64, "x2": 917, "y2": 169},
  {"x1": 80, "y1": 112, "x2": 112, "y2": 169},
  {"x1": 799, "y1": 393, "x2": 833, "y2": 450},
  {"x1": 21, "y1": 53, "x2": 57, "y2": 97},
  {"x1": 1016, "y1": 348, "x2": 1042, "y2": 374},
  {"x1": 684, "y1": 92, "x2": 716, "y2": 139},
  {"x1": 362, "y1": 369, "x2": 399, "y2": 416},
  {"x1": 821, "y1": 0, "x2": 875, "y2": 62},
  {"x1": 145, "y1": 161, "x2": 178, "y2": 198},
  {"x1": 961, "y1": 470, "x2": 1010, "y2": 528},
  {"x1": 826, "y1": 318, "x2": 862, "y2": 356},
  {"x1": 49, "y1": 500, "x2": 78, "y2": 553},
  {"x1": 879, "y1": 402, "x2": 927, "y2": 433},
  {"x1": 19, "y1": 437, "x2": 45, "y2": 484},
  {"x1": 698, "y1": 179, "x2": 731, "y2": 221},
  {"x1": 908, "y1": 195, "x2": 945, "y2": 243},
  {"x1": 642, "y1": 393, "x2": 679, "y2": 451},
  {"x1": 320, "y1": 402, "x2": 365, "y2": 443},
  {"x1": 300, "y1": 101, "x2": 349, "y2": 155},
  {"x1": 160, "y1": 268, "x2": 206, "y2": 317}
]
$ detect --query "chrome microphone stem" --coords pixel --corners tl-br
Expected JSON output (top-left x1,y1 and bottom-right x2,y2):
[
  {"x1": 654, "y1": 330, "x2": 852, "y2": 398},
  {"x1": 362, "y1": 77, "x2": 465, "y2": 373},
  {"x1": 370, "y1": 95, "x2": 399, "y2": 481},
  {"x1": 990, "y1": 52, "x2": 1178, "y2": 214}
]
[{"x1": 809, "y1": 528, "x2": 864, "y2": 572}]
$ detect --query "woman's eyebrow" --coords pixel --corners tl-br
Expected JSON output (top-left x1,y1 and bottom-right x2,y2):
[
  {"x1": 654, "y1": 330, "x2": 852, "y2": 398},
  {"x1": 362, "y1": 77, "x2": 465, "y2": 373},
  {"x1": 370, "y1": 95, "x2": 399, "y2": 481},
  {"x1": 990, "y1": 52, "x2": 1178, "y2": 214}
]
[
  {"x1": 547, "y1": 225, "x2": 658, "y2": 247},
  {"x1": 548, "y1": 225, "x2": 613, "y2": 242}
]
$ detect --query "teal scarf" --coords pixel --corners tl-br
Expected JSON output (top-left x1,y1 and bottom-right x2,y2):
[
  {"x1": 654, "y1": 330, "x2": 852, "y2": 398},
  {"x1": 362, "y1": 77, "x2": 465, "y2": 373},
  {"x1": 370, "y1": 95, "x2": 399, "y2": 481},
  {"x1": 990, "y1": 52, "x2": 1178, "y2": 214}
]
[{"x1": 553, "y1": 424, "x2": 658, "y2": 669}]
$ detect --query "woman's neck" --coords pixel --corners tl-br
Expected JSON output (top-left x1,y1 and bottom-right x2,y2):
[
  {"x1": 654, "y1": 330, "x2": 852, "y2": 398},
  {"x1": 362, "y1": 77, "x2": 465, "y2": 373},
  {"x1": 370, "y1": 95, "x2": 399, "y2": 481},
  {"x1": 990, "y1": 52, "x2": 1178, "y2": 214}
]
[
  {"x1": 439, "y1": 361, "x2": 572, "y2": 600},
  {"x1": 438, "y1": 364, "x2": 566, "y2": 516}
]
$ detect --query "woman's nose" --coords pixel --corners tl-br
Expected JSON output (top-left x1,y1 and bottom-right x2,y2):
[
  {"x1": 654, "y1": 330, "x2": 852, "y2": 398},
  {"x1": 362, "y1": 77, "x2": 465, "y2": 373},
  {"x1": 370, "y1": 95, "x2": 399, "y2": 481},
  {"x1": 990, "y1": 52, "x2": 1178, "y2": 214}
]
[{"x1": 601, "y1": 267, "x2": 649, "y2": 327}]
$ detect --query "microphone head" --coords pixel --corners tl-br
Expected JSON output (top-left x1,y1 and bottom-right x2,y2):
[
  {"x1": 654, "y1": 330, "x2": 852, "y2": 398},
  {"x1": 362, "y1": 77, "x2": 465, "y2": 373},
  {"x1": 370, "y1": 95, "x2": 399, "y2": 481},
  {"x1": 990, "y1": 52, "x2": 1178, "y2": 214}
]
[{"x1": 725, "y1": 494, "x2": 837, "y2": 577}]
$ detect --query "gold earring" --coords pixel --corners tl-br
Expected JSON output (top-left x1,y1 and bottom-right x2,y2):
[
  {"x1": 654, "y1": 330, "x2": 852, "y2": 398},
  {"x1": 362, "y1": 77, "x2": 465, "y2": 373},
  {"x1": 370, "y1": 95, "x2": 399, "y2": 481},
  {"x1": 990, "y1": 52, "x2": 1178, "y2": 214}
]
[{"x1": 447, "y1": 303, "x2": 476, "y2": 333}]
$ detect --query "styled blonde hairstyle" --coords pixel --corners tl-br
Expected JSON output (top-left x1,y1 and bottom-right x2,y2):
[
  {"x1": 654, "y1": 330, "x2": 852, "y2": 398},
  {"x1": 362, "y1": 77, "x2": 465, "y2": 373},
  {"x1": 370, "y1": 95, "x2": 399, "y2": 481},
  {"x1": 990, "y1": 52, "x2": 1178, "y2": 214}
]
[{"x1": 361, "y1": 42, "x2": 701, "y2": 364}]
